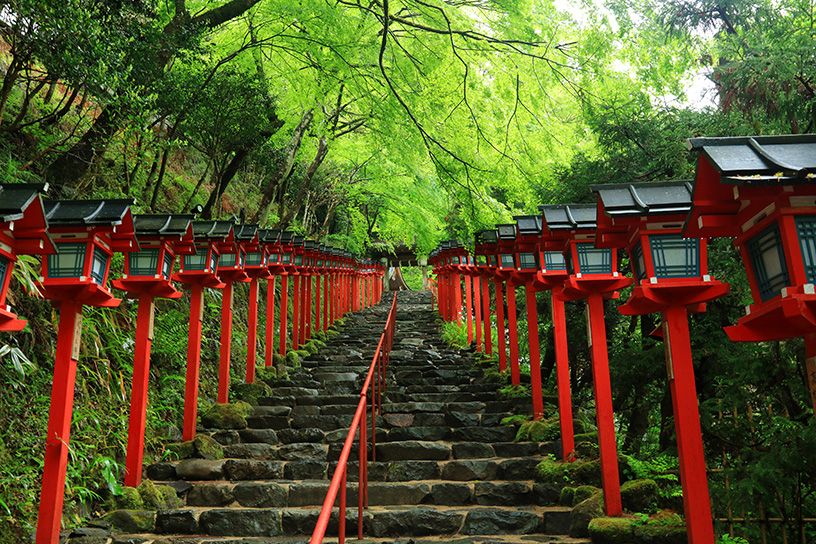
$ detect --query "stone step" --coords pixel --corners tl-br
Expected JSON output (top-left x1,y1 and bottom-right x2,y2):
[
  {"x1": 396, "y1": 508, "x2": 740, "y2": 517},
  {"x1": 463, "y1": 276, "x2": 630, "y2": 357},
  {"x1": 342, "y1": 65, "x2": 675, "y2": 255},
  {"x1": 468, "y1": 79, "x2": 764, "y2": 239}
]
[
  {"x1": 120, "y1": 505, "x2": 572, "y2": 537},
  {"x1": 105, "y1": 533, "x2": 589, "y2": 543},
  {"x1": 147, "y1": 456, "x2": 543, "y2": 483},
  {"x1": 169, "y1": 479, "x2": 559, "y2": 508}
]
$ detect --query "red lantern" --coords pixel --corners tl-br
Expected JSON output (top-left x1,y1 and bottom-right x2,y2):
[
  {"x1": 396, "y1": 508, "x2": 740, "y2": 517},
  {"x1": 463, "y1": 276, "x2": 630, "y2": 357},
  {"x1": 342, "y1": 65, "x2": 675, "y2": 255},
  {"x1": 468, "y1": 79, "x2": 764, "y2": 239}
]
[
  {"x1": 594, "y1": 180, "x2": 728, "y2": 544},
  {"x1": 173, "y1": 220, "x2": 234, "y2": 440},
  {"x1": 113, "y1": 214, "x2": 195, "y2": 488},
  {"x1": 36, "y1": 198, "x2": 136, "y2": 544},
  {"x1": 686, "y1": 135, "x2": 816, "y2": 416},
  {"x1": 0, "y1": 183, "x2": 52, "y2": 331},
  {"x1": 541, "y1": 203, "x2": 630, "y2": 517}
]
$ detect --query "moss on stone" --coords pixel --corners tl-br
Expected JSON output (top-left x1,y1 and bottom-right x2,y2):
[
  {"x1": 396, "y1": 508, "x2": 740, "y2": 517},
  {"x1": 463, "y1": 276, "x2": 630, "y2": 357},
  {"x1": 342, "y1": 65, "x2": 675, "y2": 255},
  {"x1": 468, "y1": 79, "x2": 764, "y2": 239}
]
[
  {"x1": 569, "y1": 491, "x2": 604, "y2": 537},
  {"x1": 621, "y1": 478, "x2": 659, "y2": 514},
  {"x1": 535, "y1": 457, "x2": 570, "y2": 485},
  {"x1": 574, "y1": 431, "x2": 598, "y2": 442},
  {"x1": 632, "y1": 523, "x2": 687, "y2": 544},
  {"x1": 192, "y1": 434, "x2": 224, "y2": 460},
  {"x1": 233, "y1": 381, "x2": 273, "y2": 406},
  {"x1": 139, "y1": 480, "x2": 182, "y2": 509},
  {"x1": 587, "y1": 517, "x2": 635, "y2": 544},
  {"x1": 285, "y1": 351, "x2": 300, "y2": 367},
  {"x1": 294, "y1": 348, "x2": 310, "y2": 359},
  {"x1": 500, "y1": 414, "x2": 529, "y2": 427},
  {"x1": 201, "y1": 401, "x2": 251, "y2": 429},
  {"x1": 114, "y1": 487, "x2": 144, "y2": 509},
  {"x1": 559, "y1": 486, "x2": 575, "y2": 506},
  {"x1": 166, "y1": 440, "x2": 195, "y2": 460},
  {"x1": 573, "y1": 485, "x2": 600, "y2": 506},
  {"x1": 103, "y1": 510, "x2": 155, "y2": 533},
  {"x1": 255, "y1": 367, "x2": 278, "y2": 384},
  {"x1": 272, "y1": 353, "x2": 286, "y2": 367},
  {"x1": 570, "y1": 458, "x2": 602, "y2": 486},
  {"x1": 516, "y1": 418, "x2": 560, "y2": 442}
]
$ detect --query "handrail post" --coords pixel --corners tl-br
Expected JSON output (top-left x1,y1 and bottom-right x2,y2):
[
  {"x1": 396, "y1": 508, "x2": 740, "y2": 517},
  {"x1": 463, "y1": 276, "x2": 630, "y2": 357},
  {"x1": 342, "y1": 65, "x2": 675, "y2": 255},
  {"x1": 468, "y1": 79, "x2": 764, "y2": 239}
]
[
  {"x1": 359, "y1": 403, "x2": 367, "y2": 539},
  {"x1": 339, "y1": 469, "x2": 347, "y2": 544}
]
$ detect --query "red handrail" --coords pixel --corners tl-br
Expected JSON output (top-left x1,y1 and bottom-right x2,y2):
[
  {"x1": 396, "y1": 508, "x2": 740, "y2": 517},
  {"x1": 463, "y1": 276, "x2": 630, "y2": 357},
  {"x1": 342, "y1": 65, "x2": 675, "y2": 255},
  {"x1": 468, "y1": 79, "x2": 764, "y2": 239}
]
[{"x1": 310, "y1": 293, "x2": 398, "y2": 544}]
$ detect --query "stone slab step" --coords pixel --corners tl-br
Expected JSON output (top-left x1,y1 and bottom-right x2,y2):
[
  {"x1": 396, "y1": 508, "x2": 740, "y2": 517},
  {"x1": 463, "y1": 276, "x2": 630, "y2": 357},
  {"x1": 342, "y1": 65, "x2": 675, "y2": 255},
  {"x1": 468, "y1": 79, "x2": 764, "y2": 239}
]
[
  {"x1": 167, "y1": 479, "x2": 560, "y2": 508},
  {"x1": 109, "y1": 505, "x2": 571, "y2": 537},
  {"x1": 104, "y1": 533, "x2": 589, "y2": 543}
]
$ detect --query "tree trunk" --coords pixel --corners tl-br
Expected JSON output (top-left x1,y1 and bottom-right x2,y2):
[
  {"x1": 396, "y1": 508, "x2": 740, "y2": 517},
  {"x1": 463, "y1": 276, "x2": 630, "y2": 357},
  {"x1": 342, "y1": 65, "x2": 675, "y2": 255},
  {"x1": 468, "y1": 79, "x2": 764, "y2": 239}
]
[
  {"x1": 201, "y1": 148, "x2": 251, "y2": 218},
  {"x1": 276, "y1": 137, "x2": 329, "y2": 228}
]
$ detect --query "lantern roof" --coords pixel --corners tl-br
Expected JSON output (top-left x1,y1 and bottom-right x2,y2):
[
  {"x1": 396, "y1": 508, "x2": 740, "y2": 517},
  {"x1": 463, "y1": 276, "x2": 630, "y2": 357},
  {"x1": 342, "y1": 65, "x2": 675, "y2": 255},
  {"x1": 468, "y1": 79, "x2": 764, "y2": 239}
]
[
  {"x1": 0, "y1": 183, "x2": 48, "y2": 222},
  {"x1": 514, "y1": 215, "x2": 542, "y2": 235},
  {"x1": 235, "y1": 224, "x2": 259, "y2": 242},
  {"x1": 280, "y1": 231, "x2": 294, "y2": 244},
  {"x1": 259, "y1": 228, "x2": 280, "y2": 243},
  {"x1": 0, "y1": 183, "x2": 53, "y2": 254},
  {"x1": 539, "y1": 204, "x2": 596, "y2": 230},
  {"x1": 134, "y1": 214, "x2": 194, "y2": 236},
  {"x1": 44, "y1": 198, "x2": 134, "y2": 227},
  {"x1": 476, "y1": 229, "x2": 498, "y2": 244},
  {"x1": 304, "y1": 240, "x2": 318, "y2": 250},
  {"x1": 496, "y1": 224, "x2": 516, "y2": 240},
  {"x1": 293, "y1": 235, "x2": 305, "y2": 246},
  {"x1": 191, "y1": 220, "x2": 234, "y2": 240},
  {"x1": 687, "y1": 134, "x2": 816, "y2": 183},
  {"x1": 591, "y1": 181, "x2": 694, "y2": 217}
]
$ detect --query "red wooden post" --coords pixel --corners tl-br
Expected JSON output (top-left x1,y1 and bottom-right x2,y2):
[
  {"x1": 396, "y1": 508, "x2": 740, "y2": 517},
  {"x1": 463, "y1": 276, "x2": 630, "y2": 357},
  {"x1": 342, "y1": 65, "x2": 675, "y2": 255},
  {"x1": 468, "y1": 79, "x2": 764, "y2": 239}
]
[
  {"x1": 454, "y1": 274, "x2": 462, "y2": 324},
  {"x1": 586, "y1": 293, "x2": 622, "y2": 516},
  {"x1": 183, "y1": 285, "x2": 204, "y2": 440},
  {"x1": 265, "y1": 276, "x2": 276, "y2": 367},
  {"x1": 495, "y1": 279, "x2": 507, "y2": 372},
  {"x1": 246, "y1": 278, "x2": 259, "y2": 383},
  {"x1": 124, "y1": 295, "x2": 155, "y2": 487},
  {"x1": 506, "y1": 282, "x2": 521, "y2": 385},
  {"x1": 525, "y1": 284, "x2": 544, "y2": 420},
  {"x1": 323, "y1": 274, "x2": 329, "y2": 330},
  {"x1": 551, "y1": 292, "x2": 575, "y2": 461},
  {"x1": 465, "y1": 275, "x2": 473, "y2": 343},
  {"x1": 217, "y1": 282, "x2": 234, "y2": 403},
  {"x1": 473, "y1": 274, "x2": 482, "y2": 350},
  {"x1": 315, "y1": 272, "x2": 321, "y2": 331},
  {"x1": 278, "y1": 274, "x2": 289, "y2": 356},
  {"x1": 292, "y1": 274, "x2": 301, "y2": 349},
  {"x1": 304, "y1": 273, "x2": 312, "y2": 341},
  {"x1": 482, "y1": 275, "x2": 492, "y2": 355},
  {"x1": 36, "y1": 301, "x2": 82, "y2": 544},
  {"x1": 664, "y1": 306, "x2": 715, "y2": 544}
]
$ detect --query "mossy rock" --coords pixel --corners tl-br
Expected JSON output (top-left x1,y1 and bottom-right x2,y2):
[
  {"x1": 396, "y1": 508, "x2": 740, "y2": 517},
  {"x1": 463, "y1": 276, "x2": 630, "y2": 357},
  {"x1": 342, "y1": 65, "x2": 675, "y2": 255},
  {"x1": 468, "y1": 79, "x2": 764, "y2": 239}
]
[
  {"x1": 294, "y1": 348, "x2": 311, "y2": 359},
  {"x1": 573, "y1": 485, "x2": 600, "y2": 506},
  {"x1": 516, "y1": 418, "x2": 560, "y2": 442},
  {"x1": 559, "y1": 486, "x2": 575, "y2": 506},
  {"x1": 192, "y1": 434, "x2": 224, "y2": 459},
  {"x1": 166, "y1": 440, "x2": 195, "y2": 460},
  {"x1": 621, "y1": 478, "x2": 659, "y2": 514},
  {"x1": 201, "y1": 401, "x2": 252, "y2": 430},
  {"x1": 312, "y1": 330, "x2": 327, "y2": 341},
  {"x1": 587, "y1": 517, "x2": 635, "y2": 544},
  {"x1": 535, "y1": 457, "x2": 570, "y2": 485},
  {"x1": 325, "y1": 329, "x2": 340, "y2": 339},
  {"x1": 500, "y1": 414, "x2": 529, "y2": 427},
  {"x1": 632, "y1": 523, "x2": 687, "y2": 544},
  {"x1": 569, "y1": 491, "x2": 604, "y2": 537},
  {"x1": 272, "y1": 353, "x2": 286, "y2": 367},
  {"x1": 285, "y1": 351, "x2": 300, "y2": 367},
  {"x1": 113, "y1": 487, "x2": 143, "y2": 509},
  {"x1": 233, "y1": 381, "x2": 273, "y2": 406},
  {"x1": 138, "y1": 480, "x2": 182, "y2": 509},
  {"x1": 311, "y1": 338, "x2": 327, "y2": 348},
  {"x1": 575, "y1": 440, "x2": 599, "y2": 459},
  {"x1": 303, "y1": 342, "x2": 320, "y2": 355},
  {"x1": 570, "y1": 458, "x2": 602, "y2": 487},
  {"x1": 574, "y1": 431, "x2": 598, "y2": 442},
  {"x1": 103, "y1": 510, "x2": 155, "y2": 533},
  {"x1": 256, "y1": 367, "x2": 279, "y2": 384}
]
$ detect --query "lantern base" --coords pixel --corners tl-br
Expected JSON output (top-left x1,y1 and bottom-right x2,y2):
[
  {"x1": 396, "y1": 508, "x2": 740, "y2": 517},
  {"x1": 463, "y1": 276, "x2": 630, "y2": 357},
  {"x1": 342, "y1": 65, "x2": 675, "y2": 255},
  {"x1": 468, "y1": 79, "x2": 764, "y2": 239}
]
[
  {"x1": 244, "y1": 267, "x2": 271, "y2": 280},
  {"x1": 38, "y1": 279, "x2": 121, "y2": 307},
  {"x1": 217, "y1": 269, "x2": 250, "y2": 283},
  {"x1": 0, "y1": 306, "x2": 26, "y2": 331},
  {"x1": 726, "y1": 291, "x2": 816, "y2": 342},
  {"x1": 112, "y1": 278, "x2": 182, "y2": 299},
  {"x1": 618, "y1": 279, "x2": 729, "y2": 316},
  {"x1": 561, "y1": 275, "x2": 632, "y2": 301},
  {"x1": 173, "y1": 271, "x2": 226, "y2": 289},
  {"x1": 533, "y1": 270, "x2": 567, "y2": 291}
]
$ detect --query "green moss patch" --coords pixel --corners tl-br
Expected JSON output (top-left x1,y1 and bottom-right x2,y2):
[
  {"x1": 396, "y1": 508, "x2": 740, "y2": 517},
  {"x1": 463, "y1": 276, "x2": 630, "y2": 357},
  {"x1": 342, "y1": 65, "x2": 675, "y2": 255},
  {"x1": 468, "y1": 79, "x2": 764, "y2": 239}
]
[{"x1": 201, "y1": 401, "x2": 252, "y2": 430}]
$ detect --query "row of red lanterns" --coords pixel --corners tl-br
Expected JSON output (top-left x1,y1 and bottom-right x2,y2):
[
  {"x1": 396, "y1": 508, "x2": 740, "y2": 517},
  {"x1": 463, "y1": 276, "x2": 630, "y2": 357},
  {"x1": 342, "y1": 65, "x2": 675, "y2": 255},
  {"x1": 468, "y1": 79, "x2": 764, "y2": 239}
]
[
  {"x1": 0, "y1": 187, "x2": 384, "y2": 544},
  {"x1": 429, "y1": 134, "x2": 816, "y2": 544}
]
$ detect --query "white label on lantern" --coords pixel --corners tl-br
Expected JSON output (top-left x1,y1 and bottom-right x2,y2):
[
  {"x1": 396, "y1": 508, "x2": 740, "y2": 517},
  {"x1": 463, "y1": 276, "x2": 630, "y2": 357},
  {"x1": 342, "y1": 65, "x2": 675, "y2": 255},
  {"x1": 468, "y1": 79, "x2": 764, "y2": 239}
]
[{"x1": 805, "y1": 284, "x2": 815, "y2": 295}]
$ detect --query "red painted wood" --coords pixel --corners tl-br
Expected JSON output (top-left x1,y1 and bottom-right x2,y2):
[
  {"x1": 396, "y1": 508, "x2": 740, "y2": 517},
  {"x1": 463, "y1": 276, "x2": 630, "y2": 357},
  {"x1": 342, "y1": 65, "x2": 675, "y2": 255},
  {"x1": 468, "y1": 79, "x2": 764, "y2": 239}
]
[
  {"x1": 506, "y1": 282, "x2": 521, "y2": 385},
  {"x1": 217, "y1": 282, "x2": 234, "y2": 403},
  {"x1": 246, "y1": 278, "x2": 259, "y2": 383},
  {"x1": 304, "y1": 274, "x2": 312, "y2": 341},
  {"x1": 465, "y1": 276, "x2": 473, "y2": 343},
  {"x1": 265, "y1": 276, "x2": 276, "y2": 367},
  {"x1": 315, "y1": 273, "x2": 321, "y2": 331},
  {"x1": 183, "y1": 285, "x2": 204, "y2": 441},
  {"x1": 454, "y1": 274, "x2": 462, "y2": 324},
  {"x1": 525, "y1": 284, "x2": 544, "y2": 420},
  {"x1": 663, "y1": 306, "x2": 715, "y2": 544},
  {"x1": 482, "y1": 275, "x2": 493, "y2": 355},
  {"x1": 586, "y1": 293, "x2": 623, "y2": 516},
  {"x1": 323, "y1": 275, "x2": 329, "y2": 331},
  {"x1": 473, "y1": 275, "x2": 482, "y2": 350},
  {"x1": 279, "y1": 275, "x2": 289, "y2": 356},
  {"x1": 124, "y1": 296, "x2": 155, "y2": 487},
  {"x1": 36, "y1": 301, "x2": 82, "y2": 544},
  {"x1": 292, "y1": 274, "x2": 301, "y2": 349},
  {"x1": 494, "y1": 279, "x2": 507, "y2": 372},
  {"x1": 551, "y1": 292, "x2": 575, "y2": 461}
]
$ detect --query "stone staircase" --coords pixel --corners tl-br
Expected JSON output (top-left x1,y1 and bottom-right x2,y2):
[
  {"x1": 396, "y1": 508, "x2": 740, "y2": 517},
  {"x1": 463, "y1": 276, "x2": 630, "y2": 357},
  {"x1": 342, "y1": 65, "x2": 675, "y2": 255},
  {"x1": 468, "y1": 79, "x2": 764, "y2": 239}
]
[{"x1": 68, "y1": 291, "x2": 589, "y2": 544}]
